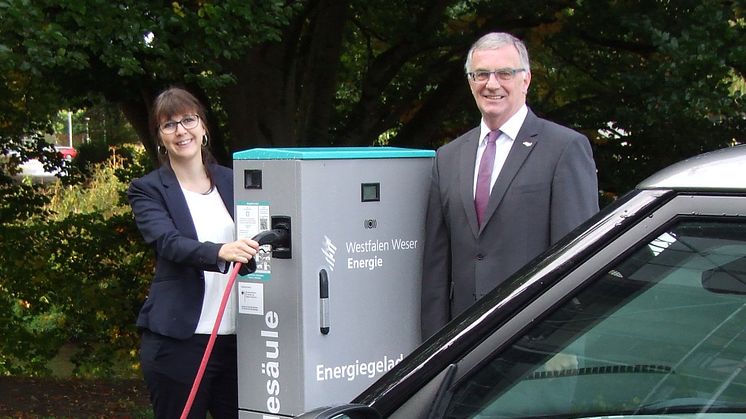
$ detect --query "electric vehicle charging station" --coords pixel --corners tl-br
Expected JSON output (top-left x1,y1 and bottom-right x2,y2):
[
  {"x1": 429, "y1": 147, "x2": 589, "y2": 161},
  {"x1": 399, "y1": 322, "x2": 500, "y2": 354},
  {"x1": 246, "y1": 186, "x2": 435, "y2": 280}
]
[{"x1": 232, "y1": 147, "x2": 435, "y2": 418}]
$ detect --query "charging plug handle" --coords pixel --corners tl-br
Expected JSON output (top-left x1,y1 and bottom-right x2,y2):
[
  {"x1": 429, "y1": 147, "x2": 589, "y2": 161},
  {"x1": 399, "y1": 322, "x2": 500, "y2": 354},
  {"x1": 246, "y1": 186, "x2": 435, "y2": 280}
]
[
  {"x1": 253, "y1": 226, "x2": 290, "y2": 247},
  {"x1": 240, "y1": 226, "x2": 291, "y2": 275}
]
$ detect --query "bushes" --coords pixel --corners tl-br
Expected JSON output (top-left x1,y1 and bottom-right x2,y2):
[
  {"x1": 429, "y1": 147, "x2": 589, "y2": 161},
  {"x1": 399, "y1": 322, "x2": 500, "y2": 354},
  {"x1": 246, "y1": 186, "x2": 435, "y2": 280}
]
[{"x1": 0, "y1": 144, "x2": 152, "y2": 378}]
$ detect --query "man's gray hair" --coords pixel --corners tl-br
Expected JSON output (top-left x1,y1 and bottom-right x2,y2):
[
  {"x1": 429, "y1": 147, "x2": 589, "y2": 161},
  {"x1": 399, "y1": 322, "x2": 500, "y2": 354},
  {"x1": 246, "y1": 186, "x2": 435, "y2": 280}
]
[{"x1": 464, "y1": 32, "x2": 531, "y2": 74}]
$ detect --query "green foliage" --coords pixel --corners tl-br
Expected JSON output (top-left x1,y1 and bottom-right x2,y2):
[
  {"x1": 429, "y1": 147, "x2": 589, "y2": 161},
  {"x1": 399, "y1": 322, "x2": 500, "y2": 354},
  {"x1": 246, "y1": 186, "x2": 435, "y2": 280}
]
[
  {"x1": 73, "y1": 140, "x2": 112, "y2": 174},
  {"x1": 85, "y1": 101, "x2": 140, "y2": 147},
  {"x1": 525, "y1": 0, "x2": 745, "y2": 195},
  {"x1": 0, "y1": 180, "x2": 52, "y2": 224},
  {"x1": 48, "y1": 160, "x2": 128, "y2": 220},
  {"x1": 0, "y1": 0, "x2": 294, "y2": 98},
  {"x1": 2, "y1": 0, "x2": 743, "y2": 195},
  {"x1": 0, "y1": 0, "x2": 745, "y2": 378},
  {"x1": 0, "y1": 147, "x2": 151, "y2": 378},
  {"x1": 112, "y1": 144, "x2": 154, "y2": 187},
  {"x1": 52, "y1": 101, "x2": 139, "y2": 148}
]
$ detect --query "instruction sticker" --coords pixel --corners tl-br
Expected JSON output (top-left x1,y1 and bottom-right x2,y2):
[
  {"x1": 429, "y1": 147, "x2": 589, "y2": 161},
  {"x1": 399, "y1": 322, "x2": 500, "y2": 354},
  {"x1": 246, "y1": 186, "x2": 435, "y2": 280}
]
[
  {"x1": 237, "y1": 282, "x2": 264, "y2": 315},
  {"x1": 236, "y1": 201, "x2": 272, "y2": 280},
  {"x1": 236, "y1": 200, "x2": 270, "y2": 238}
]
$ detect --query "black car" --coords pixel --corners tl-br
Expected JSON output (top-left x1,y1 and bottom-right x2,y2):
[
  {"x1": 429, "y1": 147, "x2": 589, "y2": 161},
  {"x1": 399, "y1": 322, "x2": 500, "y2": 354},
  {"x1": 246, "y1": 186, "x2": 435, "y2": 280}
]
[{"x1": 298, "y1": 144, "x2": 746, "y2": 419}]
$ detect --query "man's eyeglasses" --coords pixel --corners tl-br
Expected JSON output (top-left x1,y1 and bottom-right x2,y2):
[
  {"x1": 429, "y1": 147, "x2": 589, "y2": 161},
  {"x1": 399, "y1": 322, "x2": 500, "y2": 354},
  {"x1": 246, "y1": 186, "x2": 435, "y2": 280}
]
[
  {"x1": 467, "y1": 68, "x2": 525, "y2": 83},
  {"x1": 159, "y1": 115, "x2": 201, "y2": 134}
]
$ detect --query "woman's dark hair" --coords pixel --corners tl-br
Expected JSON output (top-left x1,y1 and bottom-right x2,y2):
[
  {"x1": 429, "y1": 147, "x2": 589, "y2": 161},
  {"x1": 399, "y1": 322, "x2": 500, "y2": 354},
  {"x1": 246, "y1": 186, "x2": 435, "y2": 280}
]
[{"x1": 151, "y1": 87, "x2": 217, "y2": 190}]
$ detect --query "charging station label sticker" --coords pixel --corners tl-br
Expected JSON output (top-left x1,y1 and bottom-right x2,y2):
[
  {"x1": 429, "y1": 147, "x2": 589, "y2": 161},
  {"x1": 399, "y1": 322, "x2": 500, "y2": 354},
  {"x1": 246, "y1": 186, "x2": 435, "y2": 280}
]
[
  {"x1": 236, "y1": 201, "x2": 271, "y2": 281},
  {"x1": 237, "y1": 282, "x2": 264, "y2": 315}
]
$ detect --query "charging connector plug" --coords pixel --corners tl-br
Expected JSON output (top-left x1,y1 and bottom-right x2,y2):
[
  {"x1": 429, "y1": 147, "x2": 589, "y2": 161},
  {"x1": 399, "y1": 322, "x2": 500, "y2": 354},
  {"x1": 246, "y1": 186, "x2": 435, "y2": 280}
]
[{"x1": 241, "y1": 225, "x2": 291, "y2": 275}]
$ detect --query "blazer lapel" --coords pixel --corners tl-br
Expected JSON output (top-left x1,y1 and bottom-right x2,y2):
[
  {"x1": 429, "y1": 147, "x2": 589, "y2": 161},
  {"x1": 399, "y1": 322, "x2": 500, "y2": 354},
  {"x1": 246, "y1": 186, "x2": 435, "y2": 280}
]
[
  {"x1": 458, "y1": 127, "x2": 481, "y2": 238},
  {"x1": 479, "y1": 110, "x2": 540, "y2": 232},
  {"x1": 158, "y1": 166, "x2": 199, "y2": 240}
]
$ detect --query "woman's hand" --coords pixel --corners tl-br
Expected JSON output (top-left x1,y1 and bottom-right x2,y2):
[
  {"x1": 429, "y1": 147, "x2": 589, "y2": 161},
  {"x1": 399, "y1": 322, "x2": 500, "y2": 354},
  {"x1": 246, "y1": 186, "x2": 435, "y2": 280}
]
[{"x1": 218, "y1": 238, "x2": 260, "y2": 264}]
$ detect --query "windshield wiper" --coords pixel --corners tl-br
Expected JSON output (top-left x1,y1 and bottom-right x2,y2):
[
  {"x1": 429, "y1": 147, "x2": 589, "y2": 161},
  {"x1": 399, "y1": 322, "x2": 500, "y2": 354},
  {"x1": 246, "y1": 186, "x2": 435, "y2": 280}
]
[
  {"x1": 635, "y1": 397, "x2": 746, "y2": 414},
  {"x1": 525, "y1": 363, "x2": 672, "y2": 380}
]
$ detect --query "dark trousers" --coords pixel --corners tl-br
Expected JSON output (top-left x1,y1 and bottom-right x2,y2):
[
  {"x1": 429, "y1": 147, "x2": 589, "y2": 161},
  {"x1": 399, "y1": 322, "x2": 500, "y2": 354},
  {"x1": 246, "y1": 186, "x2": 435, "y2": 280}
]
[{"x1": 140, "y1": 330, "x2": 238, "y2": 419}]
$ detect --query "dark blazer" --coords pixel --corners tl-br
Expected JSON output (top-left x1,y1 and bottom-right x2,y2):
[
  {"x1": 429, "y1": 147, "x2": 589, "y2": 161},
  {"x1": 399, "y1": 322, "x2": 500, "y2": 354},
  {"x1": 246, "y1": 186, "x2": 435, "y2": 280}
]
[
  {"x1": 127, "y1": 164, "x2": 234, "y2": 340},
  {"x1": 421, "y1": 108, "x2": 599, "y2": 339}
]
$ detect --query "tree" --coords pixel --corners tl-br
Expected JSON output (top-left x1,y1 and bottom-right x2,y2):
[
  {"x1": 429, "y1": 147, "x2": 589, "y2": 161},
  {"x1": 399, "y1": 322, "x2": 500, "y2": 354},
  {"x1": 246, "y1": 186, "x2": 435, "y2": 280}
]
[
  {"x1": 2, "y1": 1, "x2": 744, "y2": 195},
  {"x1": 1, "y1": 1, "x2": 294, "y2": 164},
  {"x1": 531, "y1": 0, "x2": 746, "y2": 196},
  {"x1": 1, "y1": 0, "x2": 744, "y2": 378}
]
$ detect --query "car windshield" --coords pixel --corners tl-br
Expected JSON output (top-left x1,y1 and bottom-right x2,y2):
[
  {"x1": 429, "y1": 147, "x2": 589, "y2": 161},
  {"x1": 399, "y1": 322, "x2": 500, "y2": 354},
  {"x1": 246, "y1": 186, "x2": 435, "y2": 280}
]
[{"x1": 444, "y1": 219, "x2": 746, "y2": 418}]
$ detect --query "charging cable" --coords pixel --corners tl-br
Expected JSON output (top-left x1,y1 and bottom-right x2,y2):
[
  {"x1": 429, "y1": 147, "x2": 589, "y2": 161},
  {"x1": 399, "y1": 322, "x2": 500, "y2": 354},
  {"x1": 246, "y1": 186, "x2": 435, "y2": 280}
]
[
  {"x1": 180, "y1": 227, "x2": 290, "y2": 419},
  {"x1": 179, "y1": 260, "x2": 242, "y2": 419}
]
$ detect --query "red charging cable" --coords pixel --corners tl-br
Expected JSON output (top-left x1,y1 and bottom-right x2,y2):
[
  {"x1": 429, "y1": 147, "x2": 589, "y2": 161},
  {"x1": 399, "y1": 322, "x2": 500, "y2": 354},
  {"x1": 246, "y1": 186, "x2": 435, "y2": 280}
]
[
  {"x1": 179, "y1": 228, "x2": 284, "y2": 418},
  {"x1": 179, "y1": 261, "x2": 242, "y2": 419}
]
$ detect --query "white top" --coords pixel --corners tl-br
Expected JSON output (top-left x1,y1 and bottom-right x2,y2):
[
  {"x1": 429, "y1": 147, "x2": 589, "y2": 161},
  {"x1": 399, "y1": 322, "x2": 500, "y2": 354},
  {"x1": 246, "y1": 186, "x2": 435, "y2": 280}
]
[
  {"x1": 473, "y1": 104, "x2": 528, "y2": 198},
  {"x1": 182, "y1": 186, "x2": 237, "y2": 335}
]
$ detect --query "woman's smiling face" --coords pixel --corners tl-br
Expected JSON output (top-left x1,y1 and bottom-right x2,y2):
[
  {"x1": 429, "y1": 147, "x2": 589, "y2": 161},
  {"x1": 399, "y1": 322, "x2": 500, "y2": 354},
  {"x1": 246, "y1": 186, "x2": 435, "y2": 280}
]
[{"x1": 158, "y1": 112, "x2": 205, "y2": 161}]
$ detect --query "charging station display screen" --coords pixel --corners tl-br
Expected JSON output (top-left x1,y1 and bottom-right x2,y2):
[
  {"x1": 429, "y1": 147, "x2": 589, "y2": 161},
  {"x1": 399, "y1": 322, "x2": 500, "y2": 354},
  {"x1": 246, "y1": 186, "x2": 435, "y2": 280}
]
[{"x1": 361, "y1": 183, "x2": 380, "y2": 202}]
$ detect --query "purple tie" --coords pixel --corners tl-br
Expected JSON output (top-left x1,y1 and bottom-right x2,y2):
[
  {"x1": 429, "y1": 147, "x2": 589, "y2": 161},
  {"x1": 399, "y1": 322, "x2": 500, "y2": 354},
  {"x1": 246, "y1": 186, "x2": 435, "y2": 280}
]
[{"x1": 475, "y1": 130, "x2": 500, "y2": 226}]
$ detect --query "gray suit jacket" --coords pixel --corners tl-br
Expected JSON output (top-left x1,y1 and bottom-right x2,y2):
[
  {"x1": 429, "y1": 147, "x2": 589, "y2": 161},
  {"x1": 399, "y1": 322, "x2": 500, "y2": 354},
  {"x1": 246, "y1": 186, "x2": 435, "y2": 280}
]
[{"x1": 421, "y1": 109, "x2": 599, "y2": 340}]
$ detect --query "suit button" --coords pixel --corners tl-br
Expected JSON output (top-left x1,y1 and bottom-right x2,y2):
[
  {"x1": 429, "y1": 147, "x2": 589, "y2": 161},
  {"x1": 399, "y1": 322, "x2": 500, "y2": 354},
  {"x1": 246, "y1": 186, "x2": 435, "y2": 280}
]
[{"x1": 476, "y1": 254, "x2": 484, "y2": 260}]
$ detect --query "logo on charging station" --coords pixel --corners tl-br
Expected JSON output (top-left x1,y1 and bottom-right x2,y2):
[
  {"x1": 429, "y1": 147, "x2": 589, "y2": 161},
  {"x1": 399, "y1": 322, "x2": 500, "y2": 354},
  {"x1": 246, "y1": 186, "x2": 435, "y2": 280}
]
[
  {"x1": 364, "y1": 219, "x2": 377, "y2": 229},
  {"x1": 321, "y1": 235, "x2": 337, "y2": 271}
]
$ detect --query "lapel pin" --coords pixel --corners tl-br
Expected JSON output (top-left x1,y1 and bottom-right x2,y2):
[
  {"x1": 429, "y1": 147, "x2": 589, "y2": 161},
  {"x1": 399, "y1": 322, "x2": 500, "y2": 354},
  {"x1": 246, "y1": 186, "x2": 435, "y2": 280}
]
[{"x1": 522, "y1": 141, "x2": 533, "y2": 147}]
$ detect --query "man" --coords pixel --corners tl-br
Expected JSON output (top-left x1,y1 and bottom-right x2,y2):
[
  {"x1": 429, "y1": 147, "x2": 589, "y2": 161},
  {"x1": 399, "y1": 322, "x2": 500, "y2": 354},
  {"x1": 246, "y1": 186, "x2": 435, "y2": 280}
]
[{"x1": 421, "y1": 32, "x2": 599, "y2": 340}]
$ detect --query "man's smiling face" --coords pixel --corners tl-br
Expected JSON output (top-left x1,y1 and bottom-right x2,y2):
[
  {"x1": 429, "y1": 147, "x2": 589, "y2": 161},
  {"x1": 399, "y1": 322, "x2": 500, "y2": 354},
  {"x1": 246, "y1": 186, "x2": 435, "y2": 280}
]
[{"x1": 468, "y1": 45, "x2": 531, "y2": 130}]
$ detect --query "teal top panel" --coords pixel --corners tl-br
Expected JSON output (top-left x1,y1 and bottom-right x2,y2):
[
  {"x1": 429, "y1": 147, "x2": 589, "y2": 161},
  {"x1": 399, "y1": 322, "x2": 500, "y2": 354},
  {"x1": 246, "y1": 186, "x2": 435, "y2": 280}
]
[{"x1": 233, "y1": 147, "x2": 435, "y2": 160}]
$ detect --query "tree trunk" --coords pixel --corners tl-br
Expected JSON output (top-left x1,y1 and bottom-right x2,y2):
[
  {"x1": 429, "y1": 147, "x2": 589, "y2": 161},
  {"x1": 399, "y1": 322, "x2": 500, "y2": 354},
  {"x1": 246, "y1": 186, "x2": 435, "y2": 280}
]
[{"x1": 221, "y1": 0, "x2": 350, "y2": 151}]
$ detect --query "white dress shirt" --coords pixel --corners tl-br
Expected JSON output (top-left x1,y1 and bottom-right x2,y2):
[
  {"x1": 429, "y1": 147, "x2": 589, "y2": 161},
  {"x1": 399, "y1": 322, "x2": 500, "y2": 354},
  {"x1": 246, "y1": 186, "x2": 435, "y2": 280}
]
[
  {"x1": 182, "y1": 187, "x2": 237, "y2": 335},
  {"x1": 473, "y1": 104, "x2": 528, "y2": 198}
]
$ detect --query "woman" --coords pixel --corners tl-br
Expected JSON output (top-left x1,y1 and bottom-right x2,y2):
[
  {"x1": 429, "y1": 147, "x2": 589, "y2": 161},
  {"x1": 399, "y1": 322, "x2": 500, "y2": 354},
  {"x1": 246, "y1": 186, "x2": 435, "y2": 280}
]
[{"x1": 127, "y1": 87, "x2": 259, "y2": 418}]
